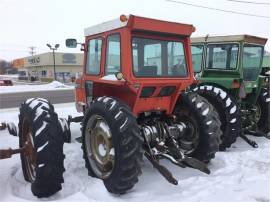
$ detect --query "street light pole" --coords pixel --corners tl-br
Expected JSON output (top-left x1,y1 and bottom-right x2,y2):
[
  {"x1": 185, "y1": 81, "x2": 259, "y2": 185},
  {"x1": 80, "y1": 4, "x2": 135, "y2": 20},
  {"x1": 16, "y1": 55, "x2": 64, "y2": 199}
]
[
  {"x1": 47, "y1": 43, "x2": 59, "y2": 81},
  {"x1": 52, "y1": 49, "x2": 56, "y2": 80}
]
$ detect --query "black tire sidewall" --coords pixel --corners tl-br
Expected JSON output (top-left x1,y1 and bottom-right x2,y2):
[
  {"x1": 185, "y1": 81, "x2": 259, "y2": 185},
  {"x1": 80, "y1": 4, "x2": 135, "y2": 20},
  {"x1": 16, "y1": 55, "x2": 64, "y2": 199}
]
[
  {"x1": 174, "y1": 92, "x2": 221, "y2": 162},
  {"x1": 18, "y1": 98, "x2": 65, "y2": 198},
  {"x1": 193, "y1": 85, "x2": 241, "y2": 150},
  {"x1": 82, "y1": 97, "x2": 143, "y2": 194},
  {"x1": 257, "y1": 88, "x2": 270, "y2": 133}
]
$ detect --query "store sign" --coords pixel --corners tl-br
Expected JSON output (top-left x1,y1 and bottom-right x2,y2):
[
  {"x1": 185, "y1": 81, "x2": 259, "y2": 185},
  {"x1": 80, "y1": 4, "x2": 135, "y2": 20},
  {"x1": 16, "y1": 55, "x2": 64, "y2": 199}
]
[
  {"x1": 63, "y1": 53, "x2": 76, "y2": 64},
  {"x1": 12, "y1": 58, "x2": 25, "y2": 68},
  {"x1": 28, "y1": 57, "x2": 40, "y2": 64}
]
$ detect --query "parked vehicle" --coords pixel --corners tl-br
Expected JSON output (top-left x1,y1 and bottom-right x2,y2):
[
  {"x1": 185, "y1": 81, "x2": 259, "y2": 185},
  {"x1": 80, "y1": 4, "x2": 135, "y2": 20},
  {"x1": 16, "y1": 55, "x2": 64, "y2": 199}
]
[
  {"x1": 191, "y1": 35, "x2": 270, "y2": 150},
  {"x1": 18, "y1": 69, "x2": 38, "y2": 81},
  {"x1": 0, "y1": 79, "x2": 13, "y2": 86}
]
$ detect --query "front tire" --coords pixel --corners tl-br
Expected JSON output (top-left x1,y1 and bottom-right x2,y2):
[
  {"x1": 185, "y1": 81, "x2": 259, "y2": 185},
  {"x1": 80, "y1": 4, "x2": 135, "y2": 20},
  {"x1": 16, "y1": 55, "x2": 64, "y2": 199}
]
[
  {"x1": 174, "y1": 92, "x2": 221, "y2": 162},
  {"x1": 18, "y1": 98, "x2": 65, "y2": 198},
  {"x1": 82, "y1": 96, "x2": 143, "y2": 194}
]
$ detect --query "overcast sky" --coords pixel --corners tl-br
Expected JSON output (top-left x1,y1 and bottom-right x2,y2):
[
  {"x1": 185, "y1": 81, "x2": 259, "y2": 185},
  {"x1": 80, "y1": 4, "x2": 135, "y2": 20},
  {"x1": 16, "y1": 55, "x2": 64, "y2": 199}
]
[{"x1": 0, "y1": 0, "x2": 269, "y2": 61}]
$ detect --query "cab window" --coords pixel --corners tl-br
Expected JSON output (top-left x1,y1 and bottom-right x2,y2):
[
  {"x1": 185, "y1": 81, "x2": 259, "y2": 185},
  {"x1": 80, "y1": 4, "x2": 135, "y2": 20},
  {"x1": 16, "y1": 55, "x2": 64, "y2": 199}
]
[
  {"x1": 191, "y1": 45, "x2": 204, "y2": 73},
  {"x1": 206, "y1": 43, "x2": 239, "y2": 70},
  {"x1": 243, "y1": 44, "x2": 263, "y2": 81},
  {"x1": 105, "y1": 34, "x2": 120, "y2": 75},
  {"x1": 86, "y1": 38, "x2": 102, "y2": 75},
  {"x1": 132, "y1": 37, "x2": 188, "y2": 77}
]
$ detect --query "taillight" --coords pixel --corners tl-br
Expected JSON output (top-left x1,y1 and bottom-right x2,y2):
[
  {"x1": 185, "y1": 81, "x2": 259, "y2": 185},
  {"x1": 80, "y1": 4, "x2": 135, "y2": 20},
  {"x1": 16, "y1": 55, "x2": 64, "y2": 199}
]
[{"x1": 232, "y1": 79, "x2": 240, "y2": 88}]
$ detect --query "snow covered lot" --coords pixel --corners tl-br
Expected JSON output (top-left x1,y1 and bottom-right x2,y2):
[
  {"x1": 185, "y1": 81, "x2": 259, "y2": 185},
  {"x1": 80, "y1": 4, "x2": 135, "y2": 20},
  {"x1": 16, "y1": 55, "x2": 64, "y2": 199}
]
[
  {"x1": 0, "y1": 74, "x2": 19, "y2": 80},
  {"x1": 0, "y1": 103, "x2": 270, "y2": 202},
  {"x1": 0, "y1": 81, "x2": 74, "y2": 94}
]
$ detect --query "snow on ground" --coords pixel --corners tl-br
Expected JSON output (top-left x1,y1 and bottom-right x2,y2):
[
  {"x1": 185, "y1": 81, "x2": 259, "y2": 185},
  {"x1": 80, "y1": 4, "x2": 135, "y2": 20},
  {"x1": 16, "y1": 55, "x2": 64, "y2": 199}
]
[
  {"x1": 0, "y1": 103, "x2": 270, "y2": 202},
  {"x1": 0, "y1": 81, "x2": 74, "y2": 94},
  {"x1": 0, "y1": 74, "x2": 19, "y2": 80}
]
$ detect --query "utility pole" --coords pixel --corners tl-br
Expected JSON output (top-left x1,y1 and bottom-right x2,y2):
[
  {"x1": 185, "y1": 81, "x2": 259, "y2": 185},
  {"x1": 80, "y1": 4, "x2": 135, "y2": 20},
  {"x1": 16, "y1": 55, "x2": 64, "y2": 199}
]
[
  {"x1": 29, "y1": 46, "x2": 37, "y2": 81},
  {"x1": 29, "y1": 46, "x2": 36, "y2": 56}
]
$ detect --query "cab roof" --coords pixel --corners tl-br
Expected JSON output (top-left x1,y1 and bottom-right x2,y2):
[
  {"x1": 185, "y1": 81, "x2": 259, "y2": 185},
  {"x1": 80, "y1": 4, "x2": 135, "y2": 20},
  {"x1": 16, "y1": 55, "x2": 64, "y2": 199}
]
[
  {"x1": 84, "y1": 15, "x2": 195, "y2": 37},
  {"x1": 191, "y1": 35, "x2": 268, "y2": 45}
]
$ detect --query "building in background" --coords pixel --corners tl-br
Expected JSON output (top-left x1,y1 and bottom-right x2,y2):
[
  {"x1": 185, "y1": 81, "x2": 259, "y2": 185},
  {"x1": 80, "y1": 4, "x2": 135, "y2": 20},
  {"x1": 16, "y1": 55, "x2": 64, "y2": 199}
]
[{"x1": 12, "y1": 52, "x2": 83, "y2": 82}]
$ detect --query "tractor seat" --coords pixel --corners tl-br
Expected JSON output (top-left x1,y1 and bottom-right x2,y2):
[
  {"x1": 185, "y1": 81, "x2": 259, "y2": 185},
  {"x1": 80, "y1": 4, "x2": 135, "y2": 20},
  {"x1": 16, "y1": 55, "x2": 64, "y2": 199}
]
[{"x1": 138, "y1": 65, "x2": 158, "y2": 77}]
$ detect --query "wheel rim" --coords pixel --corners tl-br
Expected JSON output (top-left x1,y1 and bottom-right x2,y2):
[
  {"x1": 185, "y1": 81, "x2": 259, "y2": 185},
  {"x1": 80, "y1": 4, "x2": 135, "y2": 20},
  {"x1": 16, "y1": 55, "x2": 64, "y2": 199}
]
[
  {"x1": 177, "y1": 115, "x2": 199, "y2": 154},
  {"x1": 22, "y1": 118, "x2": 36, "y2": 182},
  {"x1": 85, "y1": 115, "x2": 115, "y2": 179}
]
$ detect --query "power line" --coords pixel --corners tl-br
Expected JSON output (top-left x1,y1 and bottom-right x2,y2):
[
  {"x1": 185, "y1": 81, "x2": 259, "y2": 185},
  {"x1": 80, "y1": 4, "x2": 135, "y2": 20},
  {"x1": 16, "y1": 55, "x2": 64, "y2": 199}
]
[
  {"x1": 226, "y1": 0, "x2": 270, "y2": 5},
  {"x1": 166, "y1": 0, "x2": 270, "y2": 19}
]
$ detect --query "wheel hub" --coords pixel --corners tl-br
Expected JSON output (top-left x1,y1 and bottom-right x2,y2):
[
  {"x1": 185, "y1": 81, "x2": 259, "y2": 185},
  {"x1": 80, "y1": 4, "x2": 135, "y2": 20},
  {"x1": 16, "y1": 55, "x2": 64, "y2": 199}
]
[
  {"x1": 22, "y1": 118, "x2": 36, "y2": 182},
  {"x1": 254, "y1": 103, "x2": 262, "y2": 123},
  {"x1": 85, "y1": 115, "x2": 114, "y2": 179},
  {"x1": 177, "y1": 117, "x2": 199, "y2": 154}
]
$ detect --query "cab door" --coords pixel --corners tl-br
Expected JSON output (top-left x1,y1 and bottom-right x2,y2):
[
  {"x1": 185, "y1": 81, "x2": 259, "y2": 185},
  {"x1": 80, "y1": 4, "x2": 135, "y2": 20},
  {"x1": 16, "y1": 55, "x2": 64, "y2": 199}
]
[{"x1": 75, "y1": 36, "x2": 104, "y2": 112}]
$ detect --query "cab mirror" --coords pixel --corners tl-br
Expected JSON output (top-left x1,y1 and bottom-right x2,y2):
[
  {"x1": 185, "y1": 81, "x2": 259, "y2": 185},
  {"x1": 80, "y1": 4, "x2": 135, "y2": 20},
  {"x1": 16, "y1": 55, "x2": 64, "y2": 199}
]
[{"x1": 66, "y1": 39, "x2": 77, "y2": 48}]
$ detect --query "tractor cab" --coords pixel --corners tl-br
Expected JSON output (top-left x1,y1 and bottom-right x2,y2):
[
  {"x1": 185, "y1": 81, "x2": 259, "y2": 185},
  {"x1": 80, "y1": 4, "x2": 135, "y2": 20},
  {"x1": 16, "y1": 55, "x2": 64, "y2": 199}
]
[
  {"x1": 67, "y1": 15, "x2": 195, "y2": 115},
  {"x1": 191, "y1": 35, "x2": 267, "y2": 103}
]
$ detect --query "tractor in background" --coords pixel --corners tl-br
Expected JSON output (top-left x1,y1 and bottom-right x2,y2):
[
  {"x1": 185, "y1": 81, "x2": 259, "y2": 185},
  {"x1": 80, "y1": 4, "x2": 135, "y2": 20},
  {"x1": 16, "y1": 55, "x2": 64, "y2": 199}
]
[
  {"x1": 191, "y1": 35, "x2": 270, "y2": 150},
  {"x1": 0, "y1": 15, "x2": 221, "y2": 197}
]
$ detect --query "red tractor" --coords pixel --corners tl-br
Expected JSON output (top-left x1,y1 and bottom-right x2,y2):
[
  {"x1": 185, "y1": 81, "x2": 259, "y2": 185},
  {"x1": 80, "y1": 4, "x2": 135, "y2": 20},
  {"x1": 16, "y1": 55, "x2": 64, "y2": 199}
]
[{"x1": 0, "y1": 15, "x2": 221, "y2": 197}]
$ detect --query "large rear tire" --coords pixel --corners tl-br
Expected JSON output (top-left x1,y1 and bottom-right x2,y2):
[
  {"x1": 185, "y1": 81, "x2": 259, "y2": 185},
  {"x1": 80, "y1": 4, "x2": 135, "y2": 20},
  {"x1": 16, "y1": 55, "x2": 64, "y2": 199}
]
[
  {"x1": 82, "y1": 96, "x2": 143, "y2": 194},
  {"x1": 193, "y1": 85, "x2": 241, "y2": 150},
  {"x1": 18, "y1": 98, "x2": 65, "y2": 198},
  {"x1": 256, "y1": 88, "x2": 270, "y2": 133},
  {"x1": 174, "y1": 92, "x2": 221, "y2": 162}
]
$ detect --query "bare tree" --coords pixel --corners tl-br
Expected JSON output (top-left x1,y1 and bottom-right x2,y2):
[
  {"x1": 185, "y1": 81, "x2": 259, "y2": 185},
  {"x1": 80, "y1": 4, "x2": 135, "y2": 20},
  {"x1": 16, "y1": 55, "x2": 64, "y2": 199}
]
[{"x1": 0, "y1": 60, "x2": 12, "y2": 74}]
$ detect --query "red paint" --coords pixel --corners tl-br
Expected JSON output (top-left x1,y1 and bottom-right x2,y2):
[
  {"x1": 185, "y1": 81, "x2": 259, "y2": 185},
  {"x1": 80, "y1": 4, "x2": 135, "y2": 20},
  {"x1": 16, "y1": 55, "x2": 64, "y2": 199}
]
[{"x1": 75, "y1": 15, "x2": 195, "y2": 116}]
